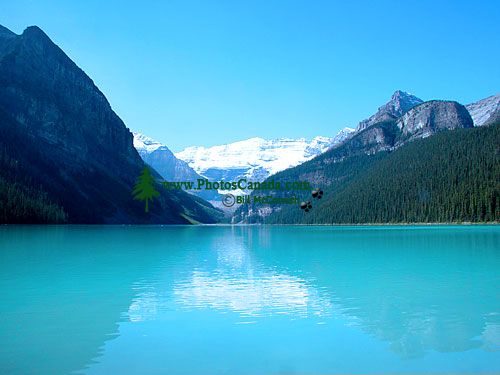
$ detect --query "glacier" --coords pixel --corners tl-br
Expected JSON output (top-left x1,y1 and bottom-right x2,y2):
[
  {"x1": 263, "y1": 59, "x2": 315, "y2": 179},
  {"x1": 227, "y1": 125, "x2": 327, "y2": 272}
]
[{"x1": 174, "y1": 128, "x2": 354, "y2": 182}]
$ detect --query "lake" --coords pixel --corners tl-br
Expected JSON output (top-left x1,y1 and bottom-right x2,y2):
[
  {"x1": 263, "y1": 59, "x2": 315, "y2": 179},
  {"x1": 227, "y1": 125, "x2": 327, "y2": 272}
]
[{"x1": 0, "y1": 225, "x2": 499, "y2": 374}]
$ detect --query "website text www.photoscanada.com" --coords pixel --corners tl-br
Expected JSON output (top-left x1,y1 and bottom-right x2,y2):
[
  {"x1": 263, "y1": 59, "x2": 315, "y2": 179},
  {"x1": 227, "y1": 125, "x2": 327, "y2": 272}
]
[
  {"x1": 160, "y1": 178, "x2": 324, "y2": 209},
  {"x1": 161, "y1": 178, "x2": 312, "y2": 192},
  {"x1": 132, "y1": 167, "x2": 324, "y2": 212}
]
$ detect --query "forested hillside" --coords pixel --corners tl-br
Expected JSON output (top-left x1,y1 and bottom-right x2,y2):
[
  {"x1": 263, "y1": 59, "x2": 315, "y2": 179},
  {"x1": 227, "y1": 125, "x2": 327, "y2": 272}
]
[
  {"x1": 236, "y1": 123, "x2": 499, "y2": 224},
  {"x1": 0, "y1": 147, "x2": 67, "y2": 223}
]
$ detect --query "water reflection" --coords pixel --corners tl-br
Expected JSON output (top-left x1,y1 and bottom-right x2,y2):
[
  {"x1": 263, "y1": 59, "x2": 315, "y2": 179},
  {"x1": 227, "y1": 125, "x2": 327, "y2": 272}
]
[
  {"x1": 173, "y1": 270, "x2": 332, "y2": 318},
  {"x1": 0, "y1": 225, "x2": 189, "y2": 374},
  {"x1": 0, "y1": 225, "x2": 499, "y2": 374},
  {"x1": 254, "y1": 226, "x2": 500, "y2": 359},
  {"x1": 174, "y1": 228, "x2": 331, "y2": 318},
  {"x1": 129, "y1": 230, "x2": 332, "y2": 321},
  {"x1": 482, "y1": 321, "x2": 500, "y2": 352},
  {"x1": 124, "y1": 226, "x2": 500, "y2": 362}
]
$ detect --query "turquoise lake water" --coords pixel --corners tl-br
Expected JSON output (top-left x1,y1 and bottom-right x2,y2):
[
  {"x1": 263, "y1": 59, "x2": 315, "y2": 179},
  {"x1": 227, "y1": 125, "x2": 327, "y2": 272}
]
[{"x1": 0, "y1": 225, "x2": 499, "y2": 374}]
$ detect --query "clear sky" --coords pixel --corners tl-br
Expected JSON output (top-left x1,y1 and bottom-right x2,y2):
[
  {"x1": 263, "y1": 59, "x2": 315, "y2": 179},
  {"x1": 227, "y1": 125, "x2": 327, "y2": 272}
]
[{"x1": 1, "y1": 0, "x2": 499, "y2": 151}]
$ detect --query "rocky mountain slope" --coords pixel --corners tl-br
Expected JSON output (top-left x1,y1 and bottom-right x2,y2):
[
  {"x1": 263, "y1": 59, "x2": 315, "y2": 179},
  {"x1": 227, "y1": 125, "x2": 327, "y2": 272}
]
[
  {"x1": 241, "y1": 123, "x2": 499, "y2": 224},
  {"x1": 234, "y1": 93, "x2": 485, "y2": 224},
  {"x1": 396, "y1": 100, "x2": 473, "y2": 142},
  {"x1": 466, "y1": 93, "x2": 500, "y2": 127},
  {"x1": 0, "y1": 24, "x2": 221, "y2": 224}
]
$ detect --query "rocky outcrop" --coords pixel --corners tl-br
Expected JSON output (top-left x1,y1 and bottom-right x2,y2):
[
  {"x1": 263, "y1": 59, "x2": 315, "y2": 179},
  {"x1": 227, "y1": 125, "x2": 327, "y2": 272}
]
[
  {"x1": 0, "y1": 25, "x2": 221, "y2": 223},
  {"x1": 466, "y1": 93, "x2": 500, "y2": 127},
  {"x1": 356, "y1": 90, "x2": 423, "y2": 131},
  {"x1": 396, "y1": 101, "x2": 473, "y2": 143},
  {"x1": 335, "y1": 121, "x2": 398, "y2": 156},
  {"x1": 314, "y1": 101, "x2": 472, "y2": 160}
]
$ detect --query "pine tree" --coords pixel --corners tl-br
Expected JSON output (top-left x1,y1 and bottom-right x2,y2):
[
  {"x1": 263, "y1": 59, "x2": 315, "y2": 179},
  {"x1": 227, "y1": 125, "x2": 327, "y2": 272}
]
[{"x1": 133, "y1": 167, "x2": 160, "y2": 213}]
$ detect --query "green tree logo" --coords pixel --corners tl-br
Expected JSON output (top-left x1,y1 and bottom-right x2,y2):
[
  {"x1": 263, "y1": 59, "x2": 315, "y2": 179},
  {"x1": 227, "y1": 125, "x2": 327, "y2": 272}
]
[{"x1": 133, "y1": 166, "x2": 160, "y2": 213}]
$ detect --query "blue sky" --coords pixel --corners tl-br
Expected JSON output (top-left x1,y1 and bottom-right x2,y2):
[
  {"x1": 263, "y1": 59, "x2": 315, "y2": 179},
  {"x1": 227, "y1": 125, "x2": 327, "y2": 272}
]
[{"x1": 2, "y1": 0, "x2": 499, "y2": 151}]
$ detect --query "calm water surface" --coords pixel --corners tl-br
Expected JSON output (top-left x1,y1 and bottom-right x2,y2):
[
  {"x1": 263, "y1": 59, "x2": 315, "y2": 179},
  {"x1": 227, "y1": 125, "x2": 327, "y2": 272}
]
[{"x1": 0, "y1": 225, "x2": 499, "y2": 374}]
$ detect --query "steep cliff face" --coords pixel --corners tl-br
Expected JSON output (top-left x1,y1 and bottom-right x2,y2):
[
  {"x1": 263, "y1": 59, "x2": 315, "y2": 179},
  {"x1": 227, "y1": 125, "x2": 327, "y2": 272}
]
[
  {"x1": 396, "y1": 101, "x2": 473, "y2": 143},
  {"x1": 347, "y1": 121, "x2": 398, "y2": 155},
  {"x1": 0, "y1": 26, "x2": 137, "y2": 171},
  {"x1": 0, "y1": 25, "x2": 221, "y2": 223}
]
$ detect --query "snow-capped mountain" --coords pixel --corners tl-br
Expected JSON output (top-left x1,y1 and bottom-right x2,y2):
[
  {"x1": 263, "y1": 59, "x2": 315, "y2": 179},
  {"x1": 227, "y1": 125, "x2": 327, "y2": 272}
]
[
  {"x1": 133, "y1": 132, "x2": 164, "y2": 153},
  {"x1": 331, "y1": 126, "x2": 356, "y2": 144},
  {"x1": 356, "y1": 90, "x2": 423, "y2": 131},
  {"x1": 465, "y1": 93, "x2": 500, "y2": 127},
  {"x1": 175, "y1": 128, "x2": 354, "y2": 183},
  {"x1": 133, "y1": 132, "x2": 203, "y2": 184}
]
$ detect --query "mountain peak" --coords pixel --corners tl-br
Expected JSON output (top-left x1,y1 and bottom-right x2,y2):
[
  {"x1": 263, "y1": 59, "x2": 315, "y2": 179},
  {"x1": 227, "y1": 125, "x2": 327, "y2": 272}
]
[
  {"x1": 133, "y1": 132, "x2": 165, "y2": 153},
  {"x1": 23, "y1": 25, "x2": 46, "y2": 34},
  {"x1": 391, "y1": 90, "x2": 417, "y2": 101},
  {"x1": 356, "y1": 90, "x2": 423, "y2": 131},
  {"x1": 387, "y1": 90, "x2": 423, "y2": 114},
  {"x1": 22, "y1": 25, "x2": 51, "y2": 40}
]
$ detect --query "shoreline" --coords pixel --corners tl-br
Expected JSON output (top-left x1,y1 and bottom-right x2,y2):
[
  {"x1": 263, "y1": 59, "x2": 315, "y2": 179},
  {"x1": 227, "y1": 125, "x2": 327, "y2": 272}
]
[{"x1": 2, "y1": 222, "x2": 499, "y2": 227}]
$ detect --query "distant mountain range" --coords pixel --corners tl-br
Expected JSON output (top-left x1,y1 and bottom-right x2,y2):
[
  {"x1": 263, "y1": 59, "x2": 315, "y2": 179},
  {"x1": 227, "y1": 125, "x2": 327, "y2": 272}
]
[
  {"x1": 134, "y1": 91, "x2": 499, "y2": 198},
  {"x1": 131, "y1": 90, "x2": 499, "y2": 222},
  {"x1": 0, "y1": 24, "x2": 221, "y2": 224},
  {"x1": 134, "y1": 129, "x2": 354, "y2": 183},
  {"x1": 175, "y1": 130, "x2": 354, "y2": 182},
  {"x1": 134, "y1": 128, "x2": 354, "y2": 207},
  {"x1": 1, "y1": 24, "x2": 498, "y2": 224}
]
